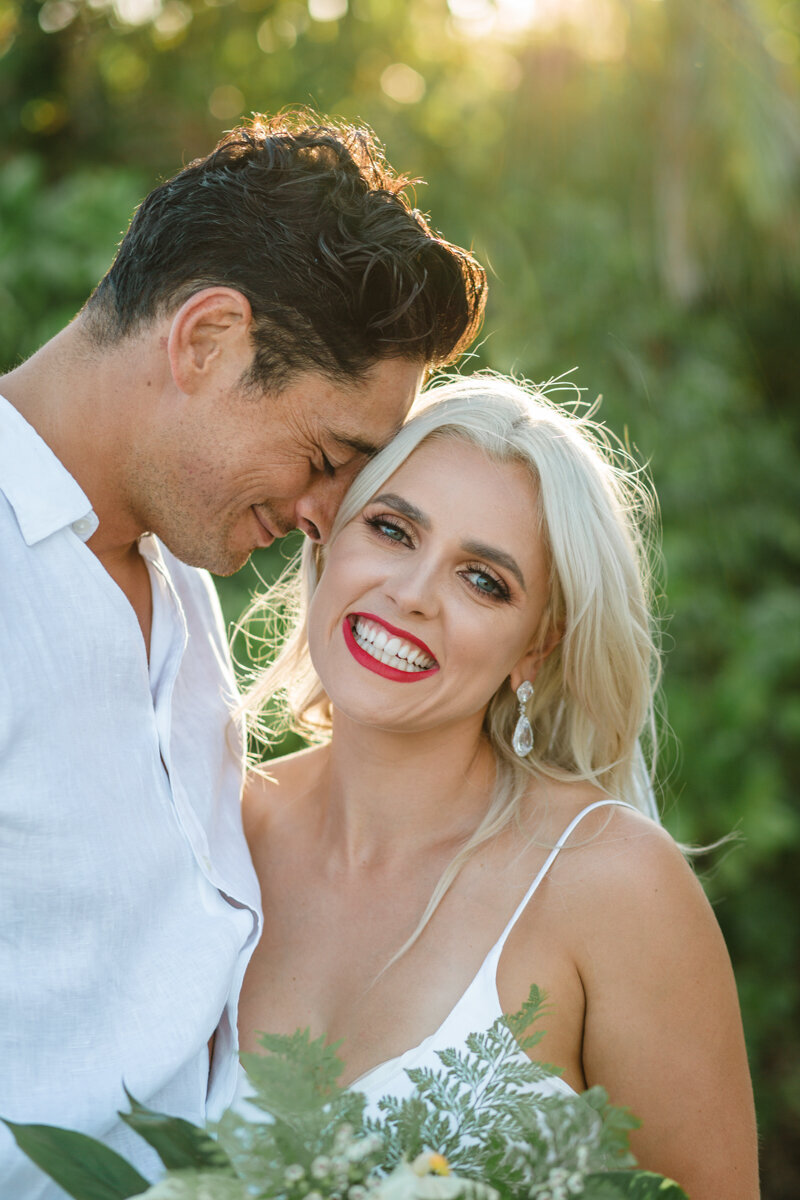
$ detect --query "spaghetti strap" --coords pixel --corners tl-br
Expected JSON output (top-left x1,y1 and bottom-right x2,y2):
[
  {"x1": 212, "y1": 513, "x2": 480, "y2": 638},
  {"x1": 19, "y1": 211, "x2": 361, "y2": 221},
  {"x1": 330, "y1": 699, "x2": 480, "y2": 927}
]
[{"x1": 493, "y1": 798, "x2": 638, "y2": 958}]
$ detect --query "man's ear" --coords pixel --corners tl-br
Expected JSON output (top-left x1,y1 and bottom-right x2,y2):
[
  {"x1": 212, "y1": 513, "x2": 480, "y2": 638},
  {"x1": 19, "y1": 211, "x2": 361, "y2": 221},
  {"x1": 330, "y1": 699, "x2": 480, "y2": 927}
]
[{"x1": 166, "y1": 288, "x2": 253, "y2": 393}]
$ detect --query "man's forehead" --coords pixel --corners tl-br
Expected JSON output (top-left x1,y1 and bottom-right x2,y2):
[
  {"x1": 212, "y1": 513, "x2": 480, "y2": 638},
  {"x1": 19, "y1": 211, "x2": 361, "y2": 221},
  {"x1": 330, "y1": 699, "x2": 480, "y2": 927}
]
[{"x1": 322, "y1": 357, "x2": 423, "y2": 456}]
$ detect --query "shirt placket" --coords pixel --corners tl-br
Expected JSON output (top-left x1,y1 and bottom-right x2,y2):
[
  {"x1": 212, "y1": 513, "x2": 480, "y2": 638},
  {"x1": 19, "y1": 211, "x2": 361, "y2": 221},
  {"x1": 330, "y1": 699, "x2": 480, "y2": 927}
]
[{"x1": 145, "y1": 553, "x2": 216, "y2": 878}]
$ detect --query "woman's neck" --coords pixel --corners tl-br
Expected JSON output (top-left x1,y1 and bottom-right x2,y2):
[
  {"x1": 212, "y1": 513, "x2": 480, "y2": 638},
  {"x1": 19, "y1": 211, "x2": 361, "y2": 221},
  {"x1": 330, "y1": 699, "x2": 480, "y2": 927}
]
[{"x1": 315, "y1": 712, "x2": 496, "y2": 869}]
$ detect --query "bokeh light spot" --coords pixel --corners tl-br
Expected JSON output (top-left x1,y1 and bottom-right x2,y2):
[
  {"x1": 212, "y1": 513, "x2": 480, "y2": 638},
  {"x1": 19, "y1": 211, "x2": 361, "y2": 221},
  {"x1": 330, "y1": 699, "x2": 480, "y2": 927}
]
[
  {"x1": 273, "y1": 16, "x2": 298, "y2": 47},
  {"x1": 99, "y1": 43, "x2": 150, "y2": 90},
  {"x1": 153, "y1": 0, "x2": 192, "y2": 36},
  {"x1": 308, "y1": 0, "x2": 347, "y2": 20},
  {"x1": 209, "y1": 83, "x2": 246, "y2": 120},
  {"x1": 38, "y1": 0, "x2": 77, "y2": 33},
  {"x1": 0, "y1": 5, "x2": 18, "y2": 59},
  {"x1": 20, "y1": 97, "x2": 68, "y2": 134},
  {"x1": 380, "y1": 62, "x2": 426, "y2": 104},
  {"x1": 257, "y1": 17, "x2": 276, "y2": 51},
  {"x1": 114, "y1": 0, "x2": 162, "y2": 24}
]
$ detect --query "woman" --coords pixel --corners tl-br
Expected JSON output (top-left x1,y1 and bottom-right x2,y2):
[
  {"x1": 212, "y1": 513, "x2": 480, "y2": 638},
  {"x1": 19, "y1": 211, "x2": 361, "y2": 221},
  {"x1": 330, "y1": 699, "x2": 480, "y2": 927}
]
[{"x1": 237, "y1": 375, "x2": 759, "y2": 1199}]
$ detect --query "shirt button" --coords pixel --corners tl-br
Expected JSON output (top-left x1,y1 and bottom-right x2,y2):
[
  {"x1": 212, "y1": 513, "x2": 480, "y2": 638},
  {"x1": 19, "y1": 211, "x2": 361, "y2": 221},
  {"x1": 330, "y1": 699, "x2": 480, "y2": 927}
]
[
  {"x1": 71, "y1": 518, "x2": 92, "y2": 536},
  {"x1": 202, "y1": 855, "x2": 212, "y2": 871}
]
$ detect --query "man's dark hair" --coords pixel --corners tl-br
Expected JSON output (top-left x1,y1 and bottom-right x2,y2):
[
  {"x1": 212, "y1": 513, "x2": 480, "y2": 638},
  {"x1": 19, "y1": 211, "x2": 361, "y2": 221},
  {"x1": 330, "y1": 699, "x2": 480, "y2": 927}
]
[{"x1": 86, "y1": 111, "x2": 486, "y2": 388}]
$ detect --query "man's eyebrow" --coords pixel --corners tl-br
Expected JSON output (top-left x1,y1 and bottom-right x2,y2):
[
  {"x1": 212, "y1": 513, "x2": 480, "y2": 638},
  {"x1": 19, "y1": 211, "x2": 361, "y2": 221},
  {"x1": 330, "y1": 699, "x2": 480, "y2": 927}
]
[
  {"x1": 329, "y1": 431, "x2": 383, "y2": 459},
  {"x1": 368, "y1": 496, "x2": 526, "y2": 590},
  {"x1": 370, "y1": 493, "x2": 431, "y2": 530},
  {"x1": 461, "y1": 539, "x2": 526, "y2": 591}
]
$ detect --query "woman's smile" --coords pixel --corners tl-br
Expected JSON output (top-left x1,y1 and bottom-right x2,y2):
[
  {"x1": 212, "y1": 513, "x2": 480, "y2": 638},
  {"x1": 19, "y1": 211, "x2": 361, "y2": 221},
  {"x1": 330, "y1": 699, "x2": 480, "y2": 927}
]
[
  {"x1": 344, "y1": 612, "x2": 439, "y2": 681},
  {"x1": 307, "y1": 438, "x2": 550, "y2": 731}
]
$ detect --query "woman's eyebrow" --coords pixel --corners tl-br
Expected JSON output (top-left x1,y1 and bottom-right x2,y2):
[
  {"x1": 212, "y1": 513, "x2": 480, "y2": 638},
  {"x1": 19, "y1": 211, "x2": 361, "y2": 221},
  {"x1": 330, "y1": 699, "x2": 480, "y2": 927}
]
[
  {"x1": 461, "y1": 540, "x2": 526, "y2": 590},
  {"x1": 369, "y1": 493, "x2": 526, "y2": 590},
  {"x1": 370, "y1": 493, "x2": 431, "y2": 529}
]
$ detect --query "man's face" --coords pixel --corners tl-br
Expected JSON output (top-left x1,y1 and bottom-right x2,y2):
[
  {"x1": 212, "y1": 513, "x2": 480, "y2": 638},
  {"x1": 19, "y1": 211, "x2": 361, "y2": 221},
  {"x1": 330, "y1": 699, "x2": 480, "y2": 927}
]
[{"x1": 134, "y1": 356, "x2": 424, "y2": 575}]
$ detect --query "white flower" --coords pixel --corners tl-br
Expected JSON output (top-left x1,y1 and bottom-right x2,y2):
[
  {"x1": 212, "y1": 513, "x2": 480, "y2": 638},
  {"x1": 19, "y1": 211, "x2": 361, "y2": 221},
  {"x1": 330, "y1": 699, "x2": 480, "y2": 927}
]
[
  {"x1": 370, "y1": 1160, "x2": 499, "y2": 1200},
  {"x1": 334, "y1": 1123, "x2": 355, "y2": 1150},
  {"x1": 348, "y1": 1136, "x2": 381, "y2": 1162},
  {"x1": 311, "y1": 1155, "x2": 332, "y2": 1178},
  {"x1": 412, "y1": 1153, "x2": 450, "y2": 1177},
  {"x1": 284, "y1": 1163, "x2": 306, "y2": 1184}
]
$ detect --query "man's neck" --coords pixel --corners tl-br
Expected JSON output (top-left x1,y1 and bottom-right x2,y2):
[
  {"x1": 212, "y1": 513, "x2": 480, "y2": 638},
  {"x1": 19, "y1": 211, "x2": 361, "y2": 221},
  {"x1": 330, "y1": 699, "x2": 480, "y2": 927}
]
[
  {"x1": 2, "y1": 322, "x2": 159, "y2": 650},
  {"x1": 2, "y1": 320, "x2": 154, "y2": 557}
]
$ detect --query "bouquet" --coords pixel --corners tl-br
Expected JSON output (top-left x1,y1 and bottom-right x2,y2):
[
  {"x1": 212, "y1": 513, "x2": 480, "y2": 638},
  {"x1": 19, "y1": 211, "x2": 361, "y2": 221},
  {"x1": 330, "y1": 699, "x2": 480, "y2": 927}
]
[{"x1": 4, "y1": 988, "x2": 687, "y2": 1200}]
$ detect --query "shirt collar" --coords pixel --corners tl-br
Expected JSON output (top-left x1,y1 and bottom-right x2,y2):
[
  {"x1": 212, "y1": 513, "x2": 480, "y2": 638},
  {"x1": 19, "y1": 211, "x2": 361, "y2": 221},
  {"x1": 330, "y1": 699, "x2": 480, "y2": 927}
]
[{"x1": 0, "y1": 393, "x2": 99, "y2": 546}]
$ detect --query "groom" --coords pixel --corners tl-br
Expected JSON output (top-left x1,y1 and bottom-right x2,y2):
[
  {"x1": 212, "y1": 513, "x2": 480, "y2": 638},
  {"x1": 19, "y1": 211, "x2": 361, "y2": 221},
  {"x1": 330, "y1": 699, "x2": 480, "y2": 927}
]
[{"x1": 0, "y1": 112, "x2": 485, "y2": 1197}]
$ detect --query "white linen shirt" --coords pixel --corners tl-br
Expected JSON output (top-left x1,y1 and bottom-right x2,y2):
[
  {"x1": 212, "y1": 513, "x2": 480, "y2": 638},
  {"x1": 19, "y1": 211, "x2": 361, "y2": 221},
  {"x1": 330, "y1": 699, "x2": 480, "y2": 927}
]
[{"x1": 0, "y1": 394, "x2": 263, "y2": 1198}]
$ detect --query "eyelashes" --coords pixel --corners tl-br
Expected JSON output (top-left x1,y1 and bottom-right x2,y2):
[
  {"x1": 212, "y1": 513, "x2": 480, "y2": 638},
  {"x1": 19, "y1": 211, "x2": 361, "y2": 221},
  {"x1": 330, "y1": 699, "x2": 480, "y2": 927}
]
[
  {"x1": 362, "y1": 513, "x2": 512, "y2": 603},
  {"x1": 364, "y1": 513, "x2": 410, "y2": 544},
  {"x1": 461, "y1": 563, "x2": 511, "y2": 602}
]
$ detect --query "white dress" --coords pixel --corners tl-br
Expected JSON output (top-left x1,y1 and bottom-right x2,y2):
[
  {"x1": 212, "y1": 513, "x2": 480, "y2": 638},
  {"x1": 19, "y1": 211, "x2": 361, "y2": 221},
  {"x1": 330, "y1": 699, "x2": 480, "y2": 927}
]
[{"x1": 226, "y1": 799, "x2": 635, "y2": 1121}]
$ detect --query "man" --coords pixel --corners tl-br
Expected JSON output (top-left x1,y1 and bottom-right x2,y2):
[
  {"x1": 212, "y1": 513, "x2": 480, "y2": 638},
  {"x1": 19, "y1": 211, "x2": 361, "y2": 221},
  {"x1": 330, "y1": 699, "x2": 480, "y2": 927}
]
[{"x1": 0, "y1": 112, "x2": 485, "y2": 1196}]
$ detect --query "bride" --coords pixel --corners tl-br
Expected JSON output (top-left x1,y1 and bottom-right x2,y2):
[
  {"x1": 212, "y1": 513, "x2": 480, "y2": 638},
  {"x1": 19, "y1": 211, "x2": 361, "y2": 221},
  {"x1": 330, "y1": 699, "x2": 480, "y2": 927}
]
[{"x1": 236, "y1": 375, "x2": 759, "y2": 1199}]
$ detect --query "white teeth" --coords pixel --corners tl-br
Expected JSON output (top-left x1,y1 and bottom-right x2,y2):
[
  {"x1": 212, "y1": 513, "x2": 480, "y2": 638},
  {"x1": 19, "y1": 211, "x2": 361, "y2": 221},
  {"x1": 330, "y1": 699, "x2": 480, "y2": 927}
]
[{"x1": 351, "y1": 617, "x2": 435, "y2": 673}]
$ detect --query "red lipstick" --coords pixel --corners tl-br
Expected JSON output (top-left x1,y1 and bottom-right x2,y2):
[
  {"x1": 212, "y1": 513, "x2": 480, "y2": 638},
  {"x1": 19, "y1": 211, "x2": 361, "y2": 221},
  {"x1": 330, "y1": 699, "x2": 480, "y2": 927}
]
[{"x1": 342, "y1": 614, "x2": 439, "y2": 683}]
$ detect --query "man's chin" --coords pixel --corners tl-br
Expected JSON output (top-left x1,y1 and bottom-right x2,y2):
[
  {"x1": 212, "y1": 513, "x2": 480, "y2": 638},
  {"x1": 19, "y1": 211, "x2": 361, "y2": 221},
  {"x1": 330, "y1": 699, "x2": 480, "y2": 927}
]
[
  {"x1": 158, "y1": 535, "x2": 254, "y2": 577},
  {"x1": 207, "y1": 550, "x2": 254, "y2": 578}
]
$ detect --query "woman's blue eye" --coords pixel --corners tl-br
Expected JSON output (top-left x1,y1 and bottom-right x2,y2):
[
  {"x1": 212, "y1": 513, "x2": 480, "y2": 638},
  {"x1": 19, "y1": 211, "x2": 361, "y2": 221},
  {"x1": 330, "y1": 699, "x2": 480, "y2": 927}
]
[
  {"x1": 471, "y1": 571, "x2": 498, "y2": 592},
  {"x1": 463, "y1": 567, "x2": 510, "y2": 601},
  {"x1": 365, "y1": 514, "x2": 409, "y2": 543},
  {"x1": 379, "y1": 522, "x2": 405, "y2": 541}
]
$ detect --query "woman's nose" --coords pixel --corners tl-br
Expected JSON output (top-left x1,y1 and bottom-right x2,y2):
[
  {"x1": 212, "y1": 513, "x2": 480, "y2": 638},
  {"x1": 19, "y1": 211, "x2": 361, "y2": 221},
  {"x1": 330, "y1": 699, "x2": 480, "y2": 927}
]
[{"x1": 383, "y1": 556, "x2": 441, "y2": 618}]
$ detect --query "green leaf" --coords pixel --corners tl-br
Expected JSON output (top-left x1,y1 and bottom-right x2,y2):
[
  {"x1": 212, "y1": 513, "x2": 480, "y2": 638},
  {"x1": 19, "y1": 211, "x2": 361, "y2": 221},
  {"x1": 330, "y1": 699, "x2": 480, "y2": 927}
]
[
  {"x1": 1, "y1": 1119, "x2": 151, "y2": 1200},
  {"x1": 119, "y1": 1091, "x2": 234, "y2": 1174},
  {"x1": 240, "y1": 1027, "x2": 347, "y2": 1120},
  {"x1": 500, "y1": 983, "x2": 551, "y2": 1052},
  {"x1": 583, "y1": 1171, "x2": 689, "y2": 1199}
]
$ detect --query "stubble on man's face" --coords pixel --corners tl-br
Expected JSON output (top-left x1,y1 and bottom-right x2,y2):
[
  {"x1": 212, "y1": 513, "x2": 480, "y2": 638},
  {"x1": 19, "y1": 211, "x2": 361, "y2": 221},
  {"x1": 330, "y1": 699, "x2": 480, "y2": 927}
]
[{"x1": 131, "y1": 357, "x2": 424, "y2": 575}]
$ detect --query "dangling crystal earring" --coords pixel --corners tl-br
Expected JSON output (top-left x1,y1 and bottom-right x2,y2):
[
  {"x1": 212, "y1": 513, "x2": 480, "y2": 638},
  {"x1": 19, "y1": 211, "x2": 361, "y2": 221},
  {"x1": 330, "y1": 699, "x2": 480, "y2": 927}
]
[{"x1": 512, "y1": 680, "x2": 534, "y2": 758}]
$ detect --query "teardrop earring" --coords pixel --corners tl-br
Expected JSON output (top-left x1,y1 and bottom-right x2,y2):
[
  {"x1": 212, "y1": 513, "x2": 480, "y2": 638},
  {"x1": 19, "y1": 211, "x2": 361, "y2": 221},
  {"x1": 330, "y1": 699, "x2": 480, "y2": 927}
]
[{"x1": 512, "y1": 680, "x2": 534, "y2": 758}]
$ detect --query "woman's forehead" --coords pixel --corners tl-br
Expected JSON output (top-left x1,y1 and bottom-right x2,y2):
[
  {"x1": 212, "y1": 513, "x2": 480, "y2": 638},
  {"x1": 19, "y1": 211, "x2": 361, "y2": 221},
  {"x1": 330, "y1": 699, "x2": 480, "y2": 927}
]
[
  {"x1": 368, "y1": 438, "x2": 543, "y2": 557},
  {"x1": 382, "y1": 435, "x2": 534, "y2": 500}
]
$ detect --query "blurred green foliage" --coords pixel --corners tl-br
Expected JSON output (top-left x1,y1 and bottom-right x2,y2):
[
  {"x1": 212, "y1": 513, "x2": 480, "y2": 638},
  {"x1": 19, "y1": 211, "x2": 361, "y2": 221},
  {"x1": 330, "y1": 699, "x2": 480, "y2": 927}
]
[{"x1": 2, "y1": 0, "x2": 799, "y2": 1193}]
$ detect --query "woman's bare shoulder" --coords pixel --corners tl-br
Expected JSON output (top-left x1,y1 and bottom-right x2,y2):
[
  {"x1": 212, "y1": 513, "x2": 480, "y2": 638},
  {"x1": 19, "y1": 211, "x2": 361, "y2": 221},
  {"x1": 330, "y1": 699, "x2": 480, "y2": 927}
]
[
  {"x1": 517, "y1": 776, "x2": 694, "y2": 914},
  {"x1": 243, "y1": 743, "x2": 329, "y2": 841},
  {"x1": 526, "y1": 782, "x2": 718, "y2": 981}
]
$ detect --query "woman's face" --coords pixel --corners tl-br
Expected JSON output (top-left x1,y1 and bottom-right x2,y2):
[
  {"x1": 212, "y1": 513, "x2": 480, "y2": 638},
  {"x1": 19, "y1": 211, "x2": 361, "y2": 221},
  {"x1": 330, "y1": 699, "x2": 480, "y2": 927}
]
[{"x1": 307, "y1": 436, "x2": 553, "y2": 737}]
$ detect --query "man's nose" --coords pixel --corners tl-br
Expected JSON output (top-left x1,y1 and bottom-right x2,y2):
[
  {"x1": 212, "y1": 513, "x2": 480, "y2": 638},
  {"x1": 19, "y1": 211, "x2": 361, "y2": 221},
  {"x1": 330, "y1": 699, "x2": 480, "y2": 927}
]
[{"x1": 294, "y1": 472, "x2": 353, "y2": 543}]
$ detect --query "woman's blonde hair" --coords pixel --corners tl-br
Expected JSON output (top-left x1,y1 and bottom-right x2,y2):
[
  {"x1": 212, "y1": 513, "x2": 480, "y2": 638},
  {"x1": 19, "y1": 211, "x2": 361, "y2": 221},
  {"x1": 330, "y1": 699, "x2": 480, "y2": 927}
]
[{"x1": 242, "y1": 373, "x2": 662, "y2": 945}]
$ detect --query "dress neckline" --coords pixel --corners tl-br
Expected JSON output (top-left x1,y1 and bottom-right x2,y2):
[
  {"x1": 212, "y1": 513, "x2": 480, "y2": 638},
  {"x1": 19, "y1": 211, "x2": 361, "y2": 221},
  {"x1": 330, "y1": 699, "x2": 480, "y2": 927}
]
[{"x1": 349, "y1": 798, "x2": 635, "y2": 1096}]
